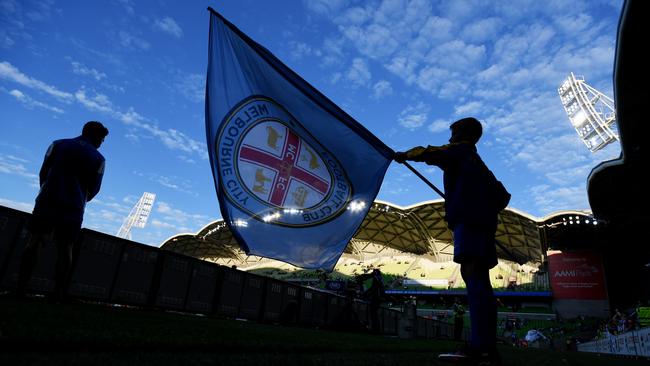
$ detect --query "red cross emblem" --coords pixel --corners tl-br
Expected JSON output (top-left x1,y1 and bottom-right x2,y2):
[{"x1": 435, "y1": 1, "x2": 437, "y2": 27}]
[{"x1": 239, "y1": 124, "x2": 329, "y2": 207}]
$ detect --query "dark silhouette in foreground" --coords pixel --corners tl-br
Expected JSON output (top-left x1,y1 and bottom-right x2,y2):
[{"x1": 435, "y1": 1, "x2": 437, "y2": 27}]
[
  {"x1": 395, "y1": 117, "x2": 510, "y2": 366},
  {"x1": 17, "y1": 121, "x2": 108, "y2": 301}
]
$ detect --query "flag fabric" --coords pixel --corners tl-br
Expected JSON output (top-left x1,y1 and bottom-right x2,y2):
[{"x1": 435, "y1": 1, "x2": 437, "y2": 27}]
[{"x1": 205, "y1": 8, "x2": 394, "y2": 270}]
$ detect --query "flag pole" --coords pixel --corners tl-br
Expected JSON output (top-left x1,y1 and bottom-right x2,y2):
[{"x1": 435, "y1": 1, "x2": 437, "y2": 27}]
[
  {"x1": 402, "y1": 161, "x2": 445, "y2": 198},
  {"x1": 400, "y1": 160, "x2": 522, "y2": 264}
]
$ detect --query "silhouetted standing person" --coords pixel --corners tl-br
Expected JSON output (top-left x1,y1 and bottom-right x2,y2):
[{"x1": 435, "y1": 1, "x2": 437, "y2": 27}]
[
  {"x1": 395, "y1": 117, "x2": 510, "y2": 365},
  {"x1": 17, "y1": 121, "x2": 108, "y2": 301},
  {"x1": 357, "y1": 268, "x2": 385, "y2": 334}
]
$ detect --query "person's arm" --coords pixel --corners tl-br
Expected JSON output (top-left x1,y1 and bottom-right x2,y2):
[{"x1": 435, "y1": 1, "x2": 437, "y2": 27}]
[
  {"x1": 394, "y1": 144, "x2": 454, "y2": 169},
  {"x1": 86, "y1": 159, "x2": 105, "y2": 202},
  {"x1": 38, "y1": 143, "x2": 56, "y2": 187}
]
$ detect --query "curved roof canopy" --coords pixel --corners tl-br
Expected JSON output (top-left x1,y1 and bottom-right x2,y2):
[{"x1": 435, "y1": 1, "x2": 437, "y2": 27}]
[{"x1": 161, "y1": 200, "x2": 593, "y2": 266}]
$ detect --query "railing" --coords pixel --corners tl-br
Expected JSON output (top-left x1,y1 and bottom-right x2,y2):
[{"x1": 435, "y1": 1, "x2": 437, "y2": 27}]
[
  {"x1": 577, "y1": 327, "x2": 650, "y2": 357},
  {"x1": 0, "y1": 205, "x2": 453, "y2": 339}
]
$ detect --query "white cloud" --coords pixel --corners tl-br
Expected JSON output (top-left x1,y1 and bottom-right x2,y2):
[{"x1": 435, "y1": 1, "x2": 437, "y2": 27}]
[
  {"x1": 116, "y1": 0, "x2": 135, "y2": 15},
  {"x1": 139, "y1": 172, "x2": 197, "y2": 195},
  {"x1": 176, "y1": 72, "x2": 204, "y2": 103},
  {"x1": 335, "y1": 6, "x2": 371, "y2": 25},
  {"x1": 74, "y1": 89, "x2": 114, "y2": 114},
  {"x1": 460, "y1": 17, "x2": 502, "y2": 43},
  {"x1": 118, "y1": 30, "x2": 150, "y2": 50},
  {"x1": 304, "y1": 1, "x2": 622, "y2": 216},
  {"x1": 528, "y1": 184, "x2": 591, "y2": 213},
  {"x1": 289, "y1": 41, "x2": 314, "y2": 60},
  {"x1": 428, "y1": 119, "x2": 449, "y2": 134},
  {"x1": 0, "y1": 197, "x2": 33, "y2": 212},
  {"x1": 99, "y1": 209, "x2": 122, "y2": 223},
  {"x1": 0, "y1": 59, "x2": 197, "y2": 162},
  {"x1": 454, "y1": 101, "x2": 482, "y2": 117},
  {"x1": 320, "y1": 37, "x2": 345, "y2": 67},
  {"x1": 372, "y1": 80, "x2": 392, "y2": 99},
  {"x1": 155, "y1": 201, "x2": 212, "y2": 232},
  {"x1": 154, "y1": 16, "x2": 183, "y2": 39},
  {"x1": 414, "y1": 65, "x2": 445, "y2": 93},
  {"x1": 177, "y1": 155, "x2": 196, "y2": 164},
  {"x1": 151, "y1": 219, "x2": 175, "y2": 229},
  {"x1": 512, "y1": 134, "x2": 592, "y2": 174},
  {"x1": 0, "y1": 153, "x2": 38, "y2": 183},
  {"x1": 303, "y1": 0, "x2": 348, "y2": 16},
  {"x1": 554, "y1": 13, "x2": 593, "y2": 36},
  {"x1": 70, "y1": 88, "x2": 208, "y2": 159},
  {"x1": 24, "y1": 0, "x2": 57, "y2": 22},
  {"x1": 0, "y1": 61, "x2": 74, "y2": 101},
  {"x1": 428, "y1": 40, "x2": 486, "y2": 72},
  {"x1": 6, "y1": 88, "x2": 64, "y2": 113},
  {"x1": 418, "y1": 16, "x2": 453, "y2": 42},
  {"x1": 345, "y1": 57, "x2": 371, "y2": 87},
  {"x1": 119, "y1": 108, "x2": 207, "y2": 158},
  {"x1": 385, "y1": 56, "x2": 419, "y2": 84},
  {"x1": 342, "y1": 23, "x2": 399, "y2": 59},
  {"x1": 71, "y1": 61, "x2": 106, "y2": 80},
  {"x1": 88, "y1": 198, "x2": 131, "y2": 214},
  {"x1": 1, "y1": 33, "x2": 15, "y2": 48},
  {"x1": 398, "y1": 102, "x2": 430, "y2": 130}
]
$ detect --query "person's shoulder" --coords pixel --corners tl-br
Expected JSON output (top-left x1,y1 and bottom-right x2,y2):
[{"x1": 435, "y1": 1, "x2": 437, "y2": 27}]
[
  {"x1": 94, "y1": 150, "x2": 106, "y2": 161},
  {"x1": 73, "y1": 136, "x2": 102, "y2": 155},
  {"x1": 445, "y1": 142, "x2": 476, "y2": 152},
  {"x1": 444, "y1": 143, "x2": 476, "y2": 159},
  {"x1": 52, "y1": 137, "x2": 75, "y2": 146}
]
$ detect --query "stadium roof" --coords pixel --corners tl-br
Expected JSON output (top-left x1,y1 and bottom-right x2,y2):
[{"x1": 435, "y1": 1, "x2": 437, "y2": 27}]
[{"x1": 161, "y1": 200, "x2": 593, "y2": 266}]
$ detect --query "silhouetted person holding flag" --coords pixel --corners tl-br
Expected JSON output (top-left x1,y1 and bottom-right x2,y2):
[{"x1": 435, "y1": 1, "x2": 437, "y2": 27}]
[
  {"x1": 17, "y1": 121, "x2": 108, "y2": 301},
  {"x1": 395, "y1": 117, "x2": 509, "y2": 365}
]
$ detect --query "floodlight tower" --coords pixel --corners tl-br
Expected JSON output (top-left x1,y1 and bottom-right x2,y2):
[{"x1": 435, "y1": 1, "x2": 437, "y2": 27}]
[
  {"x1": 558, "y1": 72, "x2": 618, "y2": 152},
  {"x1": 117, "y1": 192, "x2": 156, "y2": 240}
]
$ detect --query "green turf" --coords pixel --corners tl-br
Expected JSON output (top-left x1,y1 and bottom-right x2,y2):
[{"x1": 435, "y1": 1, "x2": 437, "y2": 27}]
[{"x1": 0, "y1": 297, "x2": 645, "y2": 366}]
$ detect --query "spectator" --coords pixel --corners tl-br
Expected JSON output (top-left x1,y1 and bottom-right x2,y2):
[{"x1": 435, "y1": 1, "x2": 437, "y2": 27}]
[{"x1": 17, "y1": 121, "x2": 108, "y2": 302}]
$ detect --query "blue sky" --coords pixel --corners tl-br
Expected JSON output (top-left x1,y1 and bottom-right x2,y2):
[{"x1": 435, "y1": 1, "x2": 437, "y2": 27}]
[{"x1": 1, "y1": 0, "x2": 623, "y2": 246}]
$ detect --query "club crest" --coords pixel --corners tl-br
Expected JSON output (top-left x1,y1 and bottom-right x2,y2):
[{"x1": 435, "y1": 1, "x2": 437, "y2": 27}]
[{"x1": 216, "y1": 96, "x2": 352, "y2": 226}]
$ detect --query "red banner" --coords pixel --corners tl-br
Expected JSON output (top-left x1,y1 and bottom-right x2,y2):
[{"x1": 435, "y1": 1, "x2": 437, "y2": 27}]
[{"x1": 547, "y1": 250, "x2": 607, "y2": 300}]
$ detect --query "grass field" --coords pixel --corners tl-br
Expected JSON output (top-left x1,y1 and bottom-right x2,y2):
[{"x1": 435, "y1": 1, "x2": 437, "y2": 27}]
[{"x1": 0, "y1": 297, "x2": 645, "y2": 366}]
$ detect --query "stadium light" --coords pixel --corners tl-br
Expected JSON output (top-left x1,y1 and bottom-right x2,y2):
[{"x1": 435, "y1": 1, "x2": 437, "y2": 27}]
[
  {"x1": 348, "y1": 200, "x2": 366, "y2": 212},
  {"x1": 558, "y1": 72, "x2": 618, "y2": 152},
  {"x1": 117, "y1": 192, "x2": 156, "y2": 239}
]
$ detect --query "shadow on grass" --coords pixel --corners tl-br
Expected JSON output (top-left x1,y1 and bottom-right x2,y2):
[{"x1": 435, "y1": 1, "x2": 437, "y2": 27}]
[{"x1": 0, "y1": 298, "x2": 645, "y2": 366}]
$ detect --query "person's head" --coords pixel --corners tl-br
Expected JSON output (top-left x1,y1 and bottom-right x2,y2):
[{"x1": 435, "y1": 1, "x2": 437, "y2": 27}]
[
  {"x1": 82, "y1": 121, "x2": 109, "y2": 148},
  {"x1": 449, "y1": 117, "x2": 482, "y2": 144}
]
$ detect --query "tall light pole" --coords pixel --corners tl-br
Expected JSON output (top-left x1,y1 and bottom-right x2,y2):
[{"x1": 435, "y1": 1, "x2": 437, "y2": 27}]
[
  {"x1": 558, "y1": 73, "x2": 618, "y2": 152},
  {"x1": 117, "y1": 192, "x2": 156, "y2": 240}
]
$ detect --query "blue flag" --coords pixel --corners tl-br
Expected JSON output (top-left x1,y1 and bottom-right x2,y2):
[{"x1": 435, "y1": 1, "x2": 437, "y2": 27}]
[{"x1": 205, "y1": 8, "x2": 394, "y2": 270}]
